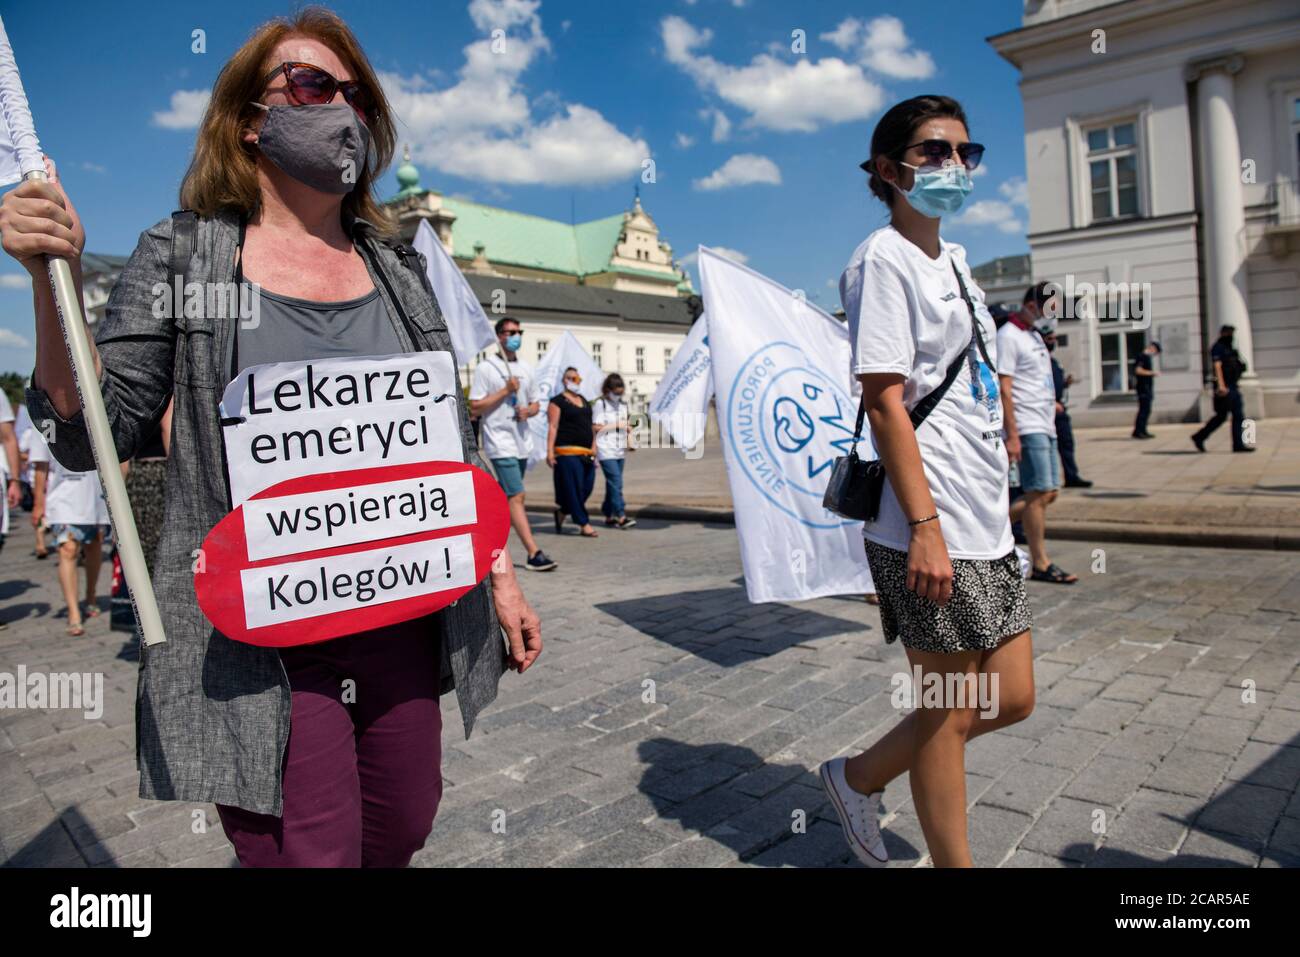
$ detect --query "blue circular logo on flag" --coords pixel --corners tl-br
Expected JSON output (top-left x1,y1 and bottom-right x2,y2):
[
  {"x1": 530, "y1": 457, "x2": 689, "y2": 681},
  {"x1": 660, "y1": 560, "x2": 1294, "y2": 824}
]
[{"x1": 724, "y1": 341, "x2": 859, "y2": 529}]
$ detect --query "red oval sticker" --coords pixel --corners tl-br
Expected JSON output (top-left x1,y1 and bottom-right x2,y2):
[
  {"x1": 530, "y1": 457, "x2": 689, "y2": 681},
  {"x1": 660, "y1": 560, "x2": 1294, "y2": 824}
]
[{"x1": 194, "y1": 460, "x2": 510, "y2": 647}]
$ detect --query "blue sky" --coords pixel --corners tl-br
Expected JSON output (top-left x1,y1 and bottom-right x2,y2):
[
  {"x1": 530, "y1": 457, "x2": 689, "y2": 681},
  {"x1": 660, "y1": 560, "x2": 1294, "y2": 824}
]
[{"x1": 0, "y1": 0, "x2": 1029, "y2": 375}]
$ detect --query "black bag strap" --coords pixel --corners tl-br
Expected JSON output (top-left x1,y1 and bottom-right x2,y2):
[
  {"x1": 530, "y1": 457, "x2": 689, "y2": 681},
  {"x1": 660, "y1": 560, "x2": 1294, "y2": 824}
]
[
  {"x1": 848, "y1": 258, "x2": 990, "y2": 451},
  {"x1": 169, "y1": 210, "x2": 198, "y2": 287}
]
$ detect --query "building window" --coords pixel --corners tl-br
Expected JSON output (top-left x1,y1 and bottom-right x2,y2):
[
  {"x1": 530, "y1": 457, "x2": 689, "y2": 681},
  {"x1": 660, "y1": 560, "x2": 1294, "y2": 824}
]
[
  {"x1": 591, "y1": 342, "x2": 603, "y2": 369},
  {"x1": 664, "y1": 347, "x2": 673, "y2": 370},
  {"x1": 536, "y1": 339, "x2": 549, "y2": 359},
  {"x1": 1292, "y1": 95, "x2": 1300, "y2": 181},
  {"x1": 1084, "y1": 121, "x2": 1139, "y2": 222},
  {"x1": 635, "y1": 346, "x2": 645, "y2": 373},
  {"x1": 1095, "y1": 286, "x2": 1147, "y2": 394}
]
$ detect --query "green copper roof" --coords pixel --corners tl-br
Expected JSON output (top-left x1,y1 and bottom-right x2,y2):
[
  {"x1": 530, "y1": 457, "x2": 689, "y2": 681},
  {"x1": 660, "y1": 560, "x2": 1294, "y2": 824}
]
[{"x1": 438, "y1": 196, "x2": 633, "y2": 278}]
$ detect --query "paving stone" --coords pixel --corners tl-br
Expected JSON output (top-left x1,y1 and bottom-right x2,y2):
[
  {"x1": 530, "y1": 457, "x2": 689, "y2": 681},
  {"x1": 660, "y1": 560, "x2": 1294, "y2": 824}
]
[
  {"x1": 1061, "y1": 755, "x2": 1152, "y2": 807},
  {"x1": 1106, "y1": 788, "x2": 1204, "y2": 852},
  {"x1": 978, "y1": 760, "x2": 1072, "y2": 816}
]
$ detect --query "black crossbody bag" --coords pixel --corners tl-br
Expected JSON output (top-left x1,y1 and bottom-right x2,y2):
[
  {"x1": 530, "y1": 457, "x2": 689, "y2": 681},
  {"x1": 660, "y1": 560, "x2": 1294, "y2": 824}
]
[{"x1": 824, "y1": 261, "x2": 992, "y2": 522}]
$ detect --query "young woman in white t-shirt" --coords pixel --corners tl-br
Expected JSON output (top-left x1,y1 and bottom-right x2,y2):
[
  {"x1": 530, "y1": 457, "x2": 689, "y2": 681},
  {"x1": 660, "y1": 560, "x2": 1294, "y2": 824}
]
[{"x1": 820, "y1": 95, "x2": 1036, "y2": 869}]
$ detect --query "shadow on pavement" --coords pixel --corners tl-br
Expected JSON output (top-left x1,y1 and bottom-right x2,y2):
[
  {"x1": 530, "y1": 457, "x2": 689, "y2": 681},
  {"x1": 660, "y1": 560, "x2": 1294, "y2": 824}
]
[
  {"x1": 634, "y1": 736, "x2": 908, "y2": 867},
  {"x1": 597, "y1": 586, "x2": 863, "y2": 666}
]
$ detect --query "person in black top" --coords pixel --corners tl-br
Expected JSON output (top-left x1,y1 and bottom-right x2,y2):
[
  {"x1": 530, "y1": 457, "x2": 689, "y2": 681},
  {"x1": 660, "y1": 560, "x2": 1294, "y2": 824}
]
[
  {"x1": 1192, "y1": 324, "x2": 1254, "y2": 453},
  {"x1": 1044, "y1": 330, "x2": 1091, "y2": 487},
  {"x1": 1131, "y1": 341, "x2": 1161, "y2": 439},
  {"x1": 547, "y1": 367, "x2": 598, "y2": 537}
]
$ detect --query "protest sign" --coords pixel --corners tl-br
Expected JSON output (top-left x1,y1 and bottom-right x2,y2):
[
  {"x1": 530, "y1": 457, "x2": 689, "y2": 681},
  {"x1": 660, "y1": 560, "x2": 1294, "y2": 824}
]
[
  {"x1": 195, "y1": 460, "x2": 509, "y2": 647},
  {"x1": 220, "y1": 351, "x2": 464, "y2": 506}
]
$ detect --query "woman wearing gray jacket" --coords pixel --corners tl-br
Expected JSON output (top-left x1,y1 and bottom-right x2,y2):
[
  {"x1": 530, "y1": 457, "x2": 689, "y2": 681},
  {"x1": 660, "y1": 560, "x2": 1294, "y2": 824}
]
[{"x1": 0, "y1": 9, "x2": 541, "y2": 867}]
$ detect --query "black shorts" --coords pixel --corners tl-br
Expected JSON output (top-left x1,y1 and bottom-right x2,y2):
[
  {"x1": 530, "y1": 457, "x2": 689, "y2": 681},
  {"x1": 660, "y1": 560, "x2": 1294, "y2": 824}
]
[{"x1": 864, "y1": 539, "x2": 1032, "y2": 654}]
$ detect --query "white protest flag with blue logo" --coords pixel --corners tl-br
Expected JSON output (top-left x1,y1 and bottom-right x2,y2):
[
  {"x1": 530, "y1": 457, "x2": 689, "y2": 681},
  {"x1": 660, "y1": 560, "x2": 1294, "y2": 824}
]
[
  {"x1": 698, "y1": 246, "x2": 873, "y2": 603},
  {"x1": 0, "y1": 15, "x2": 166, "y2": 644},
  {"x1": 526, "y1": 330, "x2": 604, "y2": 470},
  {"x1": 648, "y1": 312, "x2": 712, "y2": 451},
  {"x1": 413, "y1": 219, "x2": 495, "y2": 366}
]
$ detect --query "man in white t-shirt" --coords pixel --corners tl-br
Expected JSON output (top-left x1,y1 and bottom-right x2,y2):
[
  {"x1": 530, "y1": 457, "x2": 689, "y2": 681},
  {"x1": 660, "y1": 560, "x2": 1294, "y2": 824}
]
[
  {"x1": 27, "y1": 428, "x2": 111, "y2": 635},
  {"x1": 469, "y1": 317, "x2": 556, "y2": 572},
  {"x1": 997, "y1": 283, "x2": 1075, "y2": 584}
]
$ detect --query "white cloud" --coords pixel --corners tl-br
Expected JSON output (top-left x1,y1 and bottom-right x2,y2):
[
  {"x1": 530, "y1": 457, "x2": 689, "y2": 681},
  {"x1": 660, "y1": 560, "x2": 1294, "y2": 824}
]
[
  {"x1": 674, "y1": 132, "x2": 695, "y2": 149},
  {"x1": 662, "y1": 15, "x2": 885, "y2": 133},
  {"x1": 819, "y1": 15, "x2": 935, "y2": 81},
  {"x1": 950, "y1": 199, "x2": 1023, "y2": 234},
  {"x1": 693, "y1": 154, "x2": 781, "y2": 191},
  {"x1": 700, "y1": 107, "x2": 731, "y2": 142},
  {"x1": 383, "y1": 0, "x2": 648, "y2": 187},
  {"x1": 0, "y1": 328, "x2": 31, "y2": 348},
  {"x1": 152, "y1": 89, "x2": 211, "y2": 130},
  {"x1": 999, "y1": 176, "x2": 1029, "y2": 207},
  {"x1": 0, "y1": 274, "x2": 30, "y2": 289}
]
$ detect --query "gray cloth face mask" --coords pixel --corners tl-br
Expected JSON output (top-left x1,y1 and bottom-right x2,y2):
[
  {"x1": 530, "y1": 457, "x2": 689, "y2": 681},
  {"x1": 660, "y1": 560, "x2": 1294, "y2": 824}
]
[{"x1": 251, "y1": 102, "x2": 371, "y2": 194}]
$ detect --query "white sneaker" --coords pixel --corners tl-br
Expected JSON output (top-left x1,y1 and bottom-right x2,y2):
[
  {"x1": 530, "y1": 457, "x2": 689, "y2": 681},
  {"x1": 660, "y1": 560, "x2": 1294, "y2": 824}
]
[{"x1": 819, "y1": 757, "x2": 888, "y2": 867}]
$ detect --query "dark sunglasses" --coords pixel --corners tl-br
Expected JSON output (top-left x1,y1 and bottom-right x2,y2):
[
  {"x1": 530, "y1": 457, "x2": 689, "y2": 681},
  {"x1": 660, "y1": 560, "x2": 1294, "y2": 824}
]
[
  {"x1": 859, "y1": 138, "x2": 985, "y2": 174},
  {"x1": 903, "y1": 138, "x2": 985, "y2": 171},
  {"x1": 263, "y1": 61, "x2": 375, "y2": 122}
]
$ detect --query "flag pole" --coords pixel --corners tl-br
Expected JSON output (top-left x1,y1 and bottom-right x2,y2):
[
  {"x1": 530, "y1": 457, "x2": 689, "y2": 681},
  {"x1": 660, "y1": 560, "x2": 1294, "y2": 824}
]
[{"x1": 0, "y1": 19, "x2": 165, "y2": 646}]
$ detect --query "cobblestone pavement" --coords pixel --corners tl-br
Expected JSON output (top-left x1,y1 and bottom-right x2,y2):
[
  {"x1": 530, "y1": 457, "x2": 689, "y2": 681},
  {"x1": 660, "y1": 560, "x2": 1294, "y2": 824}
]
[{"x1": 2, "y1": 519, "x2": 1298, "y2": 868}]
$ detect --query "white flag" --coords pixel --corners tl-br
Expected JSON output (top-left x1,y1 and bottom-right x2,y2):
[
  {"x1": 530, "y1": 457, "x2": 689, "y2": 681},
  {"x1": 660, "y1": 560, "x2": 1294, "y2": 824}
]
[
  {"x1": 698, "y1": 246, "x2": 873, "y2": 603},
  {"x1": 649, "y1": 313, "x2": 713, "y2": 451},
  {"x1": 413, "y1": 219, "x2": 496, "y2": 365},
  {"x1": 526, "y1": 330, "x2": 605, "y2": 470},
  {"x1": 0, "y1": 16, "x2": 45, "y2": 188}
]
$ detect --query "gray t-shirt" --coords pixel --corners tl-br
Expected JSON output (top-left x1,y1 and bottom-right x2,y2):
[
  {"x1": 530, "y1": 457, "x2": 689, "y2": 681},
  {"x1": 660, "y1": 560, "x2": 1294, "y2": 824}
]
[{"x1": 233, "y1": 286, "x2": 405, "y2": 376}]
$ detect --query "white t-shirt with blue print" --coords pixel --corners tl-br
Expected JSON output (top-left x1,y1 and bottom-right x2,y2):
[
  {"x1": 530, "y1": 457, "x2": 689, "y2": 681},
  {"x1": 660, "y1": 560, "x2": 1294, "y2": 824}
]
[{"x1": 840, "y1": 225, "x2": 1013, "y2": 560}]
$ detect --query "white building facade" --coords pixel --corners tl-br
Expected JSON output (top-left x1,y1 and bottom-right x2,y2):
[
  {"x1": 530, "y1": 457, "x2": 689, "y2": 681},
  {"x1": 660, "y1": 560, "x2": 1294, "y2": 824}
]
[{"x1": 990, "y1": 0, "x2": 1300, "y2": 426}]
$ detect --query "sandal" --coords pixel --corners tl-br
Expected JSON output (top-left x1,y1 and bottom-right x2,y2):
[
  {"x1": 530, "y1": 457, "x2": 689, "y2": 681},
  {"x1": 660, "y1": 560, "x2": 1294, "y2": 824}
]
[
  {"x1": 84, "y1": 603, "x2": 101, "y2": 618},
  {"x1": 1031, "y1": 563, "x2": 1077, "y2": 584},
  {"x1": 67, "y1": 621, "x2": 85, "y2": 637},
  {"x1": 580, "y1": 527, "x2": 599, "y2": 538}
]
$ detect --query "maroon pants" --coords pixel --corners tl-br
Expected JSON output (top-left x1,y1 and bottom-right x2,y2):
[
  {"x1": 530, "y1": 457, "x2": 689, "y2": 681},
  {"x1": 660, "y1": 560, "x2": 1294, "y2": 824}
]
[{"x1": 217, "y1": 618, "x2": 443, "y2": 867}]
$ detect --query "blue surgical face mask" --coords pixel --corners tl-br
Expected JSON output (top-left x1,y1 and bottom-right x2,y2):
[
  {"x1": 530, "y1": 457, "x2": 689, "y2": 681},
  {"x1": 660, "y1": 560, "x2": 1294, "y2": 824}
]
[
  {"x1": 504, "y1": 333, "x2": 522, "y2": 352},
  {"x1": 896, "y1": 162, "x2": 973, "y2": 218}
]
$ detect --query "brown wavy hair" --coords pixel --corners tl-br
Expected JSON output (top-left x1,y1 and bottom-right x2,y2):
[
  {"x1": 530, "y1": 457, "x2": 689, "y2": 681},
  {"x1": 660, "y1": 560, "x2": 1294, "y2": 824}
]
[{"x1": 179, "y1": 6, "x2": 396, "y2": 232}]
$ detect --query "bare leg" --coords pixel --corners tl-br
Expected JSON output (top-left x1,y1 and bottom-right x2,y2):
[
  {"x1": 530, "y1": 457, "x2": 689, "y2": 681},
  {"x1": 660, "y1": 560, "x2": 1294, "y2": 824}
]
[
  {"x1": 906, "y1": 647, "x2": 980, "y2": 868},
  {"x1": 1020, "y1": 491, "x2": 1050, "y2": 571},
  {"x1": 507, "y1": 493, "x2": 540, "y2": 557},
  {"x1": 845, "y1": 631, "x2": 1037, "y2": 793},
  {"x1": 82, "y1": 532, "x2": 104, "y2": 609},
  {"x1": 56, "y1": 539, "x2": 82, "y2": 629},
  {"x1": 842, "y1": 632, "x2": 1036, "y2": 867}
]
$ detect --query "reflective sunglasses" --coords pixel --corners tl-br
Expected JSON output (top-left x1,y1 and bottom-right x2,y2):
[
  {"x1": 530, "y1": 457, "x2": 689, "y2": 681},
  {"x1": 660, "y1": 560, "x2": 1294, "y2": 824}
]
[
  {"x1": 902, "y1": 138, "x2": 985, "y2": 172},
  {"x1": 263, "y1": 61, "x2": 375, "y2": 122}
]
